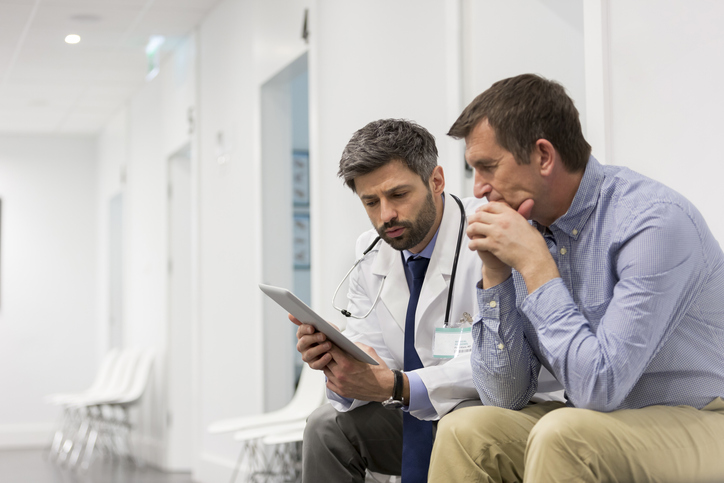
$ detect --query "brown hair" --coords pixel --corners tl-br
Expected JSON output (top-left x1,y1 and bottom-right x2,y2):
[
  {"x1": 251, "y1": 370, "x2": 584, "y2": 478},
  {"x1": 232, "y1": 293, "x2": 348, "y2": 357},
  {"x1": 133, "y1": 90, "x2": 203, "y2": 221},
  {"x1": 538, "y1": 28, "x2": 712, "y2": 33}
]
[{"x1": 448, "y1": 74, "x2": 591, "y2": 172}]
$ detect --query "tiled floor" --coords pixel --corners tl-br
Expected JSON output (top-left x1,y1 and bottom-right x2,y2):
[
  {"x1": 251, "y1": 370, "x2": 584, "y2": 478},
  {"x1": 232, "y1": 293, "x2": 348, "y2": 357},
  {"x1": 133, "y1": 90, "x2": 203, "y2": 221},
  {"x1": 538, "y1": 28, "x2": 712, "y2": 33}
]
[{"x1": 0, "y1": 449, "x2": 196, "y2": 483}]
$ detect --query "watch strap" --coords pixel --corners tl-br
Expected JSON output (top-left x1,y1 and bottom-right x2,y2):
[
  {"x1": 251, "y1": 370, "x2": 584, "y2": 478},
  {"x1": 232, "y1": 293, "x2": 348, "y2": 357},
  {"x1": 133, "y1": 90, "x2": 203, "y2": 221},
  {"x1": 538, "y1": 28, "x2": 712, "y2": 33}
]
[
  {"x1": 391, "y1": 369, "x2": 403, "y2": 401},
  {"x1": 382, "y1": 369, "x2": 405, "y2": 409}
]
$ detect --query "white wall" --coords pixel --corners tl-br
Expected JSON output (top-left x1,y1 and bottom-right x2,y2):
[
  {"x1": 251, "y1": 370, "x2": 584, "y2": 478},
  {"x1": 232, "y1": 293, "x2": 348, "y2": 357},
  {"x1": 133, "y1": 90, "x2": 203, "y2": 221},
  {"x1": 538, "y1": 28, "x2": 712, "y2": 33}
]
[
  {"x1": 194, "y1": 0, "x2": 261, "y2": 474},
  {"x1": 465, "y1": 0, "x2": 586, "y2": 116},
  {"x1": 605, "y1": 0, "x2": 724, "y2": 244},
  {"x1": 0, "y1": 134, "x2": 98, "y2": 448},
  {"x1": 3, "y1": 0, "x2": 719, "y2": 481},
  {"x1": 311, "y1": 0, "x2": 464, "y2": 328},
  {"x1": 194, "y1": 0, "x2": 313, "y2": 478},
  {"x1": 463, "y1": 0, "x2": 586, "y2": 194},
  {"x1": 97, "y1": 108, "x2": 127, "y2": 353},
  {"x1": 95, "y1": 33, "x2": 198, "y2": 467}
]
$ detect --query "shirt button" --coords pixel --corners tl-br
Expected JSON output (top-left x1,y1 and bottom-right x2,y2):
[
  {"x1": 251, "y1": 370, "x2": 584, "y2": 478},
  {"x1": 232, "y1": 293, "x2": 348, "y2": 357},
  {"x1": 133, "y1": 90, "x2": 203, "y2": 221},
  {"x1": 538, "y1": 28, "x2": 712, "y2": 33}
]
[
  {"x1": 489, "y1": 301, "x2": 497, "y2": 308},
  {"x1": 572, "y1": 229, "x2": 578, "y2": 236},
  {"x1": 560, "y1": 247, "x2": 567, "y2": 255},
  {"x1": 497, "y1": 343, "x2": 505, "y2": 350}
]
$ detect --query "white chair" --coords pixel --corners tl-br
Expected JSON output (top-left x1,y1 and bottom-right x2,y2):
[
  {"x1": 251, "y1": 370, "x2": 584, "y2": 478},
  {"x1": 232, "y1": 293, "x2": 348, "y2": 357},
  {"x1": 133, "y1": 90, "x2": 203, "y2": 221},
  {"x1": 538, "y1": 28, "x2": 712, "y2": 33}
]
[
  {"x1": 62, "y1": 348, "x2": 143, "y2": 467},
  {"x1": 208, "y1": 363, "x2": 326, "y2": 434},
  {"x1": 68, "y1": 347, "x2": 143, "y2": 408},
  {"x1": 248, "y1": 421, "x2": 307, "y2": 483},
  {"x1": 46, "y1": 348, "x2": 121, "y2": 406},
  {"x1": 46, "y1": 348, "x2": 121, "y2": 460},
  {"x1": 49, "y1": 347, "x2": 150, "y2": 469},
  {"x1": 208, "y1": 364, "x2": 326, "y2": 483},
  {"x1": 79, "y1": 348, "x2": 155, "y2": 469},
  {"x1": 225, "y1": 420, "x2": 307, "y2": 482}
]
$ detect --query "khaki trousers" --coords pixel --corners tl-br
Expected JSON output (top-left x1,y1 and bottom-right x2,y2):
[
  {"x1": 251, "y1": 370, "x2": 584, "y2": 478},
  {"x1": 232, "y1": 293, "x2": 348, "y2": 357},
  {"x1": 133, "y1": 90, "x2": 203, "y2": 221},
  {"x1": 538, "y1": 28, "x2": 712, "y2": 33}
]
[{"x1": 428, "y1": 398, "x2": 724, "y2": 483}]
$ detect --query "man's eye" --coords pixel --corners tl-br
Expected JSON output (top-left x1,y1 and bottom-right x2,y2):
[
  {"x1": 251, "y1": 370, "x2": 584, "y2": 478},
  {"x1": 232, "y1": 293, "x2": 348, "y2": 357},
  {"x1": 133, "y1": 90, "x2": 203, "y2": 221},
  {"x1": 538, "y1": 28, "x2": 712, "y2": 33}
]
[
  {"x1": 365, "y1": 200, "x2": 378, "y2": 207},
  {"x1": 393, "y1": 192, "x2": 407, "y2": 198}
]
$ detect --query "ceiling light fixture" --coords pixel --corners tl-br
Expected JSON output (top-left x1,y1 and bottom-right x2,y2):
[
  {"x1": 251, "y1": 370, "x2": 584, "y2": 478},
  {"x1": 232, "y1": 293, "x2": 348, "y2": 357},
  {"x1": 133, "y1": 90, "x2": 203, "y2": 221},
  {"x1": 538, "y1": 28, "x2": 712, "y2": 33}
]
[
  {"x1": 145, "y1": 35, "x2": 165, "y2": 81},
  {"x1": 65, "y1": 34, "x2": 81, "y2": 44}
]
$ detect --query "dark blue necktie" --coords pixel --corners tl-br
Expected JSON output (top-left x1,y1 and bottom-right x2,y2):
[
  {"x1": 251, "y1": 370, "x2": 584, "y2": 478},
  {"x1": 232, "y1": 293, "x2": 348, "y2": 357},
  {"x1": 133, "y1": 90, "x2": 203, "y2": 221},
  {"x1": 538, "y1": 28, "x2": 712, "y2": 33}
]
[{"x1": 402, "y1": 256, "x2": 433, "y2": 483}]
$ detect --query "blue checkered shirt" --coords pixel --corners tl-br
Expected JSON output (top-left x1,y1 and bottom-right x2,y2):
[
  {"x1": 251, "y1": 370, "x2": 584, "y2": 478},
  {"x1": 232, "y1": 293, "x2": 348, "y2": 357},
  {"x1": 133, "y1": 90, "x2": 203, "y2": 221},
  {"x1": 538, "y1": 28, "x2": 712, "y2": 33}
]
[{"x1": 473, "y1": 156, "x2": 724, "y2": 412}]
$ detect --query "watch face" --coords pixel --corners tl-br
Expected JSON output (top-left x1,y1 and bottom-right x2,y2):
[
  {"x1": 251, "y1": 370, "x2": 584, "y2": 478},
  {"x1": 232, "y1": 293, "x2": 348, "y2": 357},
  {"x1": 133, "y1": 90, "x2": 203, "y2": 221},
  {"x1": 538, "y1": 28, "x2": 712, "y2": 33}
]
[{"x1": 382, "y1": 398, "x2": 404, "y2": 410}]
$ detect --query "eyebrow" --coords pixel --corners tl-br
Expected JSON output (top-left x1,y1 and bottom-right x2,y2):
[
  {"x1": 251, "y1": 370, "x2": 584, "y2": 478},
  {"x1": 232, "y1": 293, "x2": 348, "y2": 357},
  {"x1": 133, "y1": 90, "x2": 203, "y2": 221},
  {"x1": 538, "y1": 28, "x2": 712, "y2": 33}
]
[
  {"x1": 359, "y1": 183, "x2": 415, "y2": 201},
  {"x1": 466, "y1": 156, "x2": 500, "y2": 168}
]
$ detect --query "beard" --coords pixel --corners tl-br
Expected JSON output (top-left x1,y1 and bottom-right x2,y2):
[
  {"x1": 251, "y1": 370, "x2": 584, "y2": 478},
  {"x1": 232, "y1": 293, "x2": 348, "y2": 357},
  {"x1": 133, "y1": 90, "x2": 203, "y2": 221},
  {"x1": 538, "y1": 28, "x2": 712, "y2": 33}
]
[{"x1": 376, "y1": 190, "x2": 437, "y2": 251}]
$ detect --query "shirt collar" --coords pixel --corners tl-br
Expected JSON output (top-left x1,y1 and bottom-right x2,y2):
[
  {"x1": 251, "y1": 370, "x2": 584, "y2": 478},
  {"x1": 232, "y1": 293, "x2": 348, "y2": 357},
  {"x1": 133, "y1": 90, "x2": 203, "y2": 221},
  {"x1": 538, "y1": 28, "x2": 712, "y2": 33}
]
[
  {"x1": 403, "y1": 226, "x2": 439, "y2": 262},
  {"x1": 534, "y1": 155, "x2": 605, "y2": 239}
]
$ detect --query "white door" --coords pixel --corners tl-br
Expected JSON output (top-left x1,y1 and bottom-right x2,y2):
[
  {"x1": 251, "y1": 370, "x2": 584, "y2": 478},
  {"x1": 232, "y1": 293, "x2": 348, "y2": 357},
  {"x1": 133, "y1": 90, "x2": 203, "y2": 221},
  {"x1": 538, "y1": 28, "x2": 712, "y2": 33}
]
[{"x1": 167, "y1": 147, "x2": 193, "y2": 469}]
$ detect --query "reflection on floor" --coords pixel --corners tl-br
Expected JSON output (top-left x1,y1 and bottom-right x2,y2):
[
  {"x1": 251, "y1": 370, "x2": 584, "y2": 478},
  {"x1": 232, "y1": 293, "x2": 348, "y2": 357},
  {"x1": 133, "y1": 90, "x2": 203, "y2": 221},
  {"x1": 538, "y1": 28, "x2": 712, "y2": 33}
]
[{"x1": 0, "y1": 448, "x2": 195, "y2": 483}]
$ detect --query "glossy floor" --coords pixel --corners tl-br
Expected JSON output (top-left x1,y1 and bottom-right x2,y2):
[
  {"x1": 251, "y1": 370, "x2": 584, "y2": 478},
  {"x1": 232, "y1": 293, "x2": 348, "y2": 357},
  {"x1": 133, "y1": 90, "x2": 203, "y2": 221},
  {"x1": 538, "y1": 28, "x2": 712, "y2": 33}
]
[{"x1": 0, "y1": 449, "x2": 196, "y2": 483}]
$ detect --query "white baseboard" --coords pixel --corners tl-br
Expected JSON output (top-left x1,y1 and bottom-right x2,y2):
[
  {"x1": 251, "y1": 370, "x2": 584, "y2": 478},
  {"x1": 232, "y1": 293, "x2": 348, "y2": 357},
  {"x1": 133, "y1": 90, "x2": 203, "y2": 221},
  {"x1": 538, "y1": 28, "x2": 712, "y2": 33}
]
[
  {"x1": 132, "y1": 432, "x2": 166, "y2": 468},
  {"x1": 196, "y1": 452, "x2": 238, "y2": 483},
  {"x1": 0, "y1": 423, "x2": 55, "y2": 449}
]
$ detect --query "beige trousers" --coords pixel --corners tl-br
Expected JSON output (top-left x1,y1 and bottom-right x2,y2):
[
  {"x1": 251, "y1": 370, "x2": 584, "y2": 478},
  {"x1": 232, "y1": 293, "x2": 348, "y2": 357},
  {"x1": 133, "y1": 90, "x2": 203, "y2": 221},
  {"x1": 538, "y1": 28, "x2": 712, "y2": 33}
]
[{"x1": 428, "y1": 398, "x2": 724, "y2": 483}]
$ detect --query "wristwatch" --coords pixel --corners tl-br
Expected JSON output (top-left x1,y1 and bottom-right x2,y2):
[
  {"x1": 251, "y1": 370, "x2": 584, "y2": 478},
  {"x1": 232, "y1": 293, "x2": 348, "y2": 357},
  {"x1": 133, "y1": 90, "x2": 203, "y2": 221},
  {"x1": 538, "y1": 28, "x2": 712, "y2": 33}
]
[{"x1": 382, "y1": 369, "x2": 405, "y2": 409}]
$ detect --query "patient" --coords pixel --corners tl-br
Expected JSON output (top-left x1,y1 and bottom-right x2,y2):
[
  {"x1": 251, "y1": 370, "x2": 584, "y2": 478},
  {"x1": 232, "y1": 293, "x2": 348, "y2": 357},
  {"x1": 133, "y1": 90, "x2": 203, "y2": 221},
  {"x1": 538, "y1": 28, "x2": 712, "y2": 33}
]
[{"x1": 428, "y1": 73, "x2": 724, "y2": 482}]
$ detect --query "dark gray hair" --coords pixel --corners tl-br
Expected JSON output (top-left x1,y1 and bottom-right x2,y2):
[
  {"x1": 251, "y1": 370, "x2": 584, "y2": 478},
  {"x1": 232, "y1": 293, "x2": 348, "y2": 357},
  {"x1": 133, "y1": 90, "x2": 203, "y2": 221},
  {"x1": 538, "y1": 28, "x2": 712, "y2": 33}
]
[{"x1": 338, "y1": 119, "x2": 438, "y2": 192}]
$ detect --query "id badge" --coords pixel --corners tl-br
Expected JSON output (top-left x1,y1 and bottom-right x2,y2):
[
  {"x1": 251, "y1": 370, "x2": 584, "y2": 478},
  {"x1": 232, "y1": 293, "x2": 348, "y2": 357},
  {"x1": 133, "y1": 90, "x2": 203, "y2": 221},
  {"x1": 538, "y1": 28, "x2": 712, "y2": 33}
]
[{"x1": 433, "y1": 326, "x2": 473, "y2": 358}]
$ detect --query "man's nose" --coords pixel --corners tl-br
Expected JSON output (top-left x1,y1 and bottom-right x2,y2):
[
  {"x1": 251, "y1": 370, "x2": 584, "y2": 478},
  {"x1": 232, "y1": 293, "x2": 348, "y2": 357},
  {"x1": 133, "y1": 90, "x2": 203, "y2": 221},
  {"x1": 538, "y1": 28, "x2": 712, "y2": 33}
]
[
  {"x1": 379, "y1": 199, "x2": 397, "y2": 223},
  {"x1": 474, "y1": 174, "x2": 492, "y2": 200}
]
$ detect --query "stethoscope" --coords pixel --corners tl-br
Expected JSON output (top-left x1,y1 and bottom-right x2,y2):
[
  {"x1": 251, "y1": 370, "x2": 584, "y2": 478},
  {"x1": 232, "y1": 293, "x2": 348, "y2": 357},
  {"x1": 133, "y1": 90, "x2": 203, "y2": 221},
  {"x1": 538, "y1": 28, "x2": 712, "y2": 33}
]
[{"x1": 331, "y1": 193, "x2": 466, "y2": 328}]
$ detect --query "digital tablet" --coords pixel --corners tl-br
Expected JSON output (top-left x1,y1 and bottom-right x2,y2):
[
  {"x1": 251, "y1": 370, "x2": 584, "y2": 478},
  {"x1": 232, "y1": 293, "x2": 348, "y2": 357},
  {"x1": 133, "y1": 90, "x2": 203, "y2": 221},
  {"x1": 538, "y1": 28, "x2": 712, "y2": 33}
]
[{"x1": 259, "y1": 283, "x2": 379, "y2": 365}]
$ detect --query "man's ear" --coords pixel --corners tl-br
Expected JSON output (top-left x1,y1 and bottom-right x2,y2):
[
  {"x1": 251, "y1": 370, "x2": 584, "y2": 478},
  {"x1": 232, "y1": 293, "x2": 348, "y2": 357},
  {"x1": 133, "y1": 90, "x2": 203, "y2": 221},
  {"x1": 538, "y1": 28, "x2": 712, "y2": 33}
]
[
  {"x1": 429, "y1": 165, "x2": 446, "y2": 194},
  {"x1": 535, "y1": 139, "x2": 557, "y2": 177}
]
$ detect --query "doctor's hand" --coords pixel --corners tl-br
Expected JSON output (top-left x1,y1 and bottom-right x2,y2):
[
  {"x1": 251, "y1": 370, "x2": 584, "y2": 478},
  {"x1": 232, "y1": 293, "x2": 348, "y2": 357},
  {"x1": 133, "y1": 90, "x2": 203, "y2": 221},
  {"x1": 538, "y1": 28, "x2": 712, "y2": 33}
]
[
  {"x1": 291, "y1": 314, "x2": 337, "y2": 371},
  {"x1": 323, "y1": 343, "x2": 399, "y2": 403},
  {"x1": 467, "y1": 200, "x2": 559, "y2": 293}
]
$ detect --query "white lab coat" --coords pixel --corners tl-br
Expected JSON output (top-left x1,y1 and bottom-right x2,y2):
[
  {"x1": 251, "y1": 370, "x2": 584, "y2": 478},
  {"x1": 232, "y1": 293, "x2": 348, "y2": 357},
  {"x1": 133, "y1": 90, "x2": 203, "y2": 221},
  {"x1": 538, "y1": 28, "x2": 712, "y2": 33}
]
[{"x1": 330, "y1": 192, "x2": 485, "y2": 420}]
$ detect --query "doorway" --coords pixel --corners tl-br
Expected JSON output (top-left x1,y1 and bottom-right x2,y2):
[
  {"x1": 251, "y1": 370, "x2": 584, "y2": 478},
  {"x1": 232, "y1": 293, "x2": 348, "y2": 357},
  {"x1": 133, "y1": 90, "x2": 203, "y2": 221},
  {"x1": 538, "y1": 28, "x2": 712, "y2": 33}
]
[
  {"x1": 260, "y1": 52, "x2": 310, "y2": 411},
  {"x1": 166, "y1": 144, "x2": 193, "y2": 469},
  {"x1": 108, "y1": 193, "x2": 124, "y2": 349}
]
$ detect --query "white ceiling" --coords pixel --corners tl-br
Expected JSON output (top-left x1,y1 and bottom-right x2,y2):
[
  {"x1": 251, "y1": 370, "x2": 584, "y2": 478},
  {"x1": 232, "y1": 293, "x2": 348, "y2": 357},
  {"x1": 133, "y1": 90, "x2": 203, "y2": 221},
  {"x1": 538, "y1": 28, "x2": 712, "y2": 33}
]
[{"x1": 0, "y1": 0, "x2": 221, "y2": 134}]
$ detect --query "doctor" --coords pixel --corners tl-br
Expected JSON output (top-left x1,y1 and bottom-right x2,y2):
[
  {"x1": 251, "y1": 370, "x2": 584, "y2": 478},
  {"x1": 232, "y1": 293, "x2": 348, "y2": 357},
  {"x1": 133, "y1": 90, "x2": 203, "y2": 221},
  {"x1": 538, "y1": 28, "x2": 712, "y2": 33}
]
[{"x1": 293, "y1": 119, "x2": 484, "y2": 482}]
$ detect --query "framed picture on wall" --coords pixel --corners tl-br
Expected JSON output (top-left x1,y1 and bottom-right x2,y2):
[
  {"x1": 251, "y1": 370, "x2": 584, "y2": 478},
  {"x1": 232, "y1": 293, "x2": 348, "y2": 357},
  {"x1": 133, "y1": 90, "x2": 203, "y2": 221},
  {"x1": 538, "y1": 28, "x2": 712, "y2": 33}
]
[
  {"x1": 292, "y1": 150, "x2": 309, "y2": 206},
  {"x1": 293, "y1": 213, "x2": 311, "y2": 269}
]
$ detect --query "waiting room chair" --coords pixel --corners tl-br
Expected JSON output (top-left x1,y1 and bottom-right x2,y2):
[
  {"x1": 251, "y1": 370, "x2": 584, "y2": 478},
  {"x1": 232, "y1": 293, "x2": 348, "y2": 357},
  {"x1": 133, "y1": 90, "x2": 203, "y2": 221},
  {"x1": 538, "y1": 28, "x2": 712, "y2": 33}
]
[
  {"x1": 46, "y1": 348, "x2": 121, "y2": 460},
  {"x1": 208, "y1": 363, "x2": 326, "y2": 483},
  {"x1": 46, "y1": 347, "x2": 154, "y2": 470}
]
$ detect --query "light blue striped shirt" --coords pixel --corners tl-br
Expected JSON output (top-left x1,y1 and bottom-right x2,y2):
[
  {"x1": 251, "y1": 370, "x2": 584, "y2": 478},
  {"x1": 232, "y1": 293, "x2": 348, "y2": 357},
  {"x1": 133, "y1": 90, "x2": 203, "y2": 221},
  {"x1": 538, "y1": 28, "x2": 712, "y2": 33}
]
[{"x1": 473, "y1": 156, "x2": 724, "y2": 412}]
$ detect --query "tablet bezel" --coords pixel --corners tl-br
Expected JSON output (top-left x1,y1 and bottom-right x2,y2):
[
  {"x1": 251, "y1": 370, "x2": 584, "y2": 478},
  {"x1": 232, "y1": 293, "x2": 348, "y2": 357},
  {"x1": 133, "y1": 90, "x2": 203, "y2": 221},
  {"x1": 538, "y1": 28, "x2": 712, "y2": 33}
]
[{"x1": 259, "y1": 283, "x2": 379, "y2": 366}]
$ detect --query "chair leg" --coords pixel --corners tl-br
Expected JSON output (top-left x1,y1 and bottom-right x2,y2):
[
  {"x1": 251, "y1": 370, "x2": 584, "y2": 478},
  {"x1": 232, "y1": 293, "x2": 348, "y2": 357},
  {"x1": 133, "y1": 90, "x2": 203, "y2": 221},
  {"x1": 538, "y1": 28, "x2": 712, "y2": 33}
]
[
  {"x1": 55, "y1": 408, "x2": 82, "y2": 465},
  {"x1": 46, "y1": 407, "x2": 72, "y2": 461},
  {"x1": 68, "y1": 417, "x2": 90, "y2": 468},
  {"x1": 227, "y1": 443, "x2": 246, "y2": 483},
  {"x1": 57, "y1": 438, "x2": 74, "y2": 465},
  {"x1": 80, "y1": 426, "x2": 98, "y2": 470},
  {"x1": 251, "y1": 441, "x2": 302, "y2": 483},
  {"x1": 229, "y1": 439, "x2": 265, "y2": 483}
]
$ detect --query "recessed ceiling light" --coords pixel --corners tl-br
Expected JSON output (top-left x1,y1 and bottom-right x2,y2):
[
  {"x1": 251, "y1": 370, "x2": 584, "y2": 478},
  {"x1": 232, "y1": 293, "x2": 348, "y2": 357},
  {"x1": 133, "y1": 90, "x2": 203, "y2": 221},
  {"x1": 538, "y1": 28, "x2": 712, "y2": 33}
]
[{"x1": 65, "y1": 34, "x2": 81, "y2": 44}]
